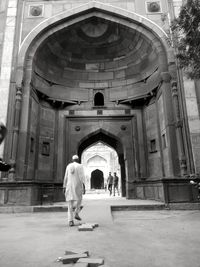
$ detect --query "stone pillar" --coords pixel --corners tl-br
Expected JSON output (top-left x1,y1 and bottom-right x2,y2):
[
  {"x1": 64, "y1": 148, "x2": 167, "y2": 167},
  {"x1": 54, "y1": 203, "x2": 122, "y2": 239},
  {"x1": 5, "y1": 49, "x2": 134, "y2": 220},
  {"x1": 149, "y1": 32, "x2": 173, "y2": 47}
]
[
  {"x1": 171, "y1": 80, "x2": 187, "y2": 175},
  {"x1": 0, "y1": 0, "x2": 18, "y2": 158},
  {"x1": 8, "y1": 86, "x2": 22, "y2": 181},
  {"x1": 161, "y1": 72, "x2": 180, "y2": 176}
]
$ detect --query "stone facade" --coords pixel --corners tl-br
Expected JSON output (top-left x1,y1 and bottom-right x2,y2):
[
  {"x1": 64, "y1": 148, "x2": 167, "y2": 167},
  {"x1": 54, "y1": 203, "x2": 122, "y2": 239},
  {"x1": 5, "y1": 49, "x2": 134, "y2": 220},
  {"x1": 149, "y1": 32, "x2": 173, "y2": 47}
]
[{"x1": 0, "y1": 0, "x2": 199, "y2": 205}]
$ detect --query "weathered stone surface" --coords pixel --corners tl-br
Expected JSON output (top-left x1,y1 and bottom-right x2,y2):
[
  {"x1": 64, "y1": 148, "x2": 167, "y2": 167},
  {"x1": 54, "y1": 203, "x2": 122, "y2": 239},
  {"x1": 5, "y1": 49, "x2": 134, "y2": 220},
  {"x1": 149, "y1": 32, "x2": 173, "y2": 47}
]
[
  {"x1": 77, "y1": 257, "x2": 104, "y2": 267},
  {"x1": 78, "y1": 224, "x2": 94, "y2": 231}
]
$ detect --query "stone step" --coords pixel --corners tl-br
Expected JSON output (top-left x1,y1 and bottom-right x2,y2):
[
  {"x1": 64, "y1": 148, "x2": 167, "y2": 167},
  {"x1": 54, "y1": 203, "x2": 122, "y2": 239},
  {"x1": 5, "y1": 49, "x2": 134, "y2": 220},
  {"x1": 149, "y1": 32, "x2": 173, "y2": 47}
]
[{"x1": 111, "y1": 204, "x2": 166, "y2": 211}]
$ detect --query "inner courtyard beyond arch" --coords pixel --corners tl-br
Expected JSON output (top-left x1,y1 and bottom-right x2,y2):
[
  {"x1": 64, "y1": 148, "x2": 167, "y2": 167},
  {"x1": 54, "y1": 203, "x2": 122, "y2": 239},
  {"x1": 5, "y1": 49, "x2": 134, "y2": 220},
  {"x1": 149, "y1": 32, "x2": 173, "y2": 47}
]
[{"x1": 0, "y1": 1, "x2": 199, "y2": 206}]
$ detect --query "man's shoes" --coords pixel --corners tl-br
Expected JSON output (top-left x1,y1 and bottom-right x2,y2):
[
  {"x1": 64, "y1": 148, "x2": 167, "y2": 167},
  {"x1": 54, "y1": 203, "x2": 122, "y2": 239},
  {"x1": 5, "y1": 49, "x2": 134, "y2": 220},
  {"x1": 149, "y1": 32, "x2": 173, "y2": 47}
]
[
  {"x1": 69, "y1": 221, "x2": 74, "y2": 227},
  {"x1": 74, "y1": 213, "x2": 82, "y2": 221}
]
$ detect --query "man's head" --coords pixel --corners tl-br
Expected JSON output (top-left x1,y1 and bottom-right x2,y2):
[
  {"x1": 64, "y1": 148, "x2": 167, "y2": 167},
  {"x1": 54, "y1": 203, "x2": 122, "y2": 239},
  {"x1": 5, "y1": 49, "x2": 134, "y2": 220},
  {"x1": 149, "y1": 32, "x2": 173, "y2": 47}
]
[
  {"x1": 0, "y1": 123, "x2": 7, "y2": 145},
  {"x1": 114, "y1": 172, "x2": 116, "y2": 176},
  {"x1": 72, "y1": 155, "x2": 79, "y2": 162}
]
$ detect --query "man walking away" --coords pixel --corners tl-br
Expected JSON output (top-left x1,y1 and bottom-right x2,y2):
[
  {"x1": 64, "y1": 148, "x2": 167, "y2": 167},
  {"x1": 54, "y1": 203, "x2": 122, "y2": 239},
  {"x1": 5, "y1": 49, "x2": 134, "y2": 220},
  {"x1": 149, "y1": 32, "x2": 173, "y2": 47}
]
[
  {"x1": 107, "y1": 172, "x2": 113, "y2": 196},
  {"x1": 113, "y1": 172, "x2": 120, "y2": 196},
  {"x1": 63, "y1": 155, "x2": 85, "y2": 227}
]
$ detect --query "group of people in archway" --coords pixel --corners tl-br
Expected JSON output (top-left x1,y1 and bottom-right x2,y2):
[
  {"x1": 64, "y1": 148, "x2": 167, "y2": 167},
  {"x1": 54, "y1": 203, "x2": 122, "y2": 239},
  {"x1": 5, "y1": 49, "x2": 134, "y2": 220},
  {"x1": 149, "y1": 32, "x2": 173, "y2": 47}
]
[{"x1": 106, "y1": 172, "x2": 120, "y2": 196}]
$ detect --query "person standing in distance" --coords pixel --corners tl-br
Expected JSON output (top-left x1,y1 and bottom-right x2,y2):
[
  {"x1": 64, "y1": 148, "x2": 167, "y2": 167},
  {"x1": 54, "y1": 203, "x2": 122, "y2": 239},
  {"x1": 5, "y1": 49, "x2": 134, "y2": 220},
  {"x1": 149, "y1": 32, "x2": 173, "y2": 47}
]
[
  {"x1": 63, "y1": 155, "x2": 85, "y2": 227},
  {"x1": 107, "y1": 172, "x2": 113, "y2": 196},
  {"x1": 113, "y1": 172, "x2": 120, "y2": 196}
]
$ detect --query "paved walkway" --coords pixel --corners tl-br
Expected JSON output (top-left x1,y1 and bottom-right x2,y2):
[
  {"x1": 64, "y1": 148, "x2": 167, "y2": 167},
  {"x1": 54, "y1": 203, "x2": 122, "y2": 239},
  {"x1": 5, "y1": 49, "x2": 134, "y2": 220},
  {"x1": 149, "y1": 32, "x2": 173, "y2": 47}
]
[{"x1": 0, "y1": 193, "x2": 200, "y2": 267}]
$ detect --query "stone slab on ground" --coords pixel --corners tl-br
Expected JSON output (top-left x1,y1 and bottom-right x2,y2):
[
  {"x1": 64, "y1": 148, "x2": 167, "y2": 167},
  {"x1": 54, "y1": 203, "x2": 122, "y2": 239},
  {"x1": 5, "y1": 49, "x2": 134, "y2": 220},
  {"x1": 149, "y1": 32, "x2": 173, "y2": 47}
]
[
  {"x1": 62, "y1": 253, "x2": 88, "y2": 264},
  {"x1": 78, "y1": 224, "x2": 94, "y2": 231},
  {"x1": 77, "y1": 257, "x2": 104, "y2": 266}
]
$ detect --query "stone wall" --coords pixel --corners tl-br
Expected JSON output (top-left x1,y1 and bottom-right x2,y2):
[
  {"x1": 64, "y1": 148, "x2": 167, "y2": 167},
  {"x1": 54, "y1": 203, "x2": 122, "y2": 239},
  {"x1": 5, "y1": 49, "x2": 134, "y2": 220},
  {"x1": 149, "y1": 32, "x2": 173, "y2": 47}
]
[
  {"x1": 144, "y1": 101, "x2": 162, "y2": 178},
  {"x1": 26, "y1": 95, "x2": 39, "y2": 180},
  {"x1": 184, "y1": 78, "x2": 200, "y2": 173},
  {"x1": 0, "y1": 0, "x2": 18, "y2": 157}
]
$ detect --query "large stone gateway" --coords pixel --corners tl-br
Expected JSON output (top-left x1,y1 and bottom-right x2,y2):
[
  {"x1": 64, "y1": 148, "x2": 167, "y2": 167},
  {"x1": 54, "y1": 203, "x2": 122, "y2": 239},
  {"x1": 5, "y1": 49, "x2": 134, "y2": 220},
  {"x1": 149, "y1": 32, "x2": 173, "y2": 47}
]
[{"x1": 0, "y1": 1, "x2": 199, "y2": 206}]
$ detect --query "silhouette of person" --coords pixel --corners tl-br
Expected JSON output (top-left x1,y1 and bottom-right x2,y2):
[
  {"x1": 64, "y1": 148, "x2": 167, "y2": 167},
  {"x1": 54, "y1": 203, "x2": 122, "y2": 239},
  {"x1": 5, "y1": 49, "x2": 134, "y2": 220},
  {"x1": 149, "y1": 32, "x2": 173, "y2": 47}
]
[
  {"x1": 63, "y1": 155, "x2": 85, "y2": 227},
  {"x1": 107, "y1": 172, "x2": 113, "y2": 196},
  {"x1": 113, "y1": 172, "x2": 120, "y2": 196}
]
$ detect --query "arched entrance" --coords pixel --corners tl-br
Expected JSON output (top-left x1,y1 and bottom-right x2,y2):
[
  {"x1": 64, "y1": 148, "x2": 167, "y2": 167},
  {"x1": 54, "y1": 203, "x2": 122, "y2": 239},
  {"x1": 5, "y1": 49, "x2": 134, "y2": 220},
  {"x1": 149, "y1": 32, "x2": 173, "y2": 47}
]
[
  {"x1": 78, "y1": 129, "x2": 126, "y2": 197},
  {"x1": 3, "y1": 2, "x2": 189, "y2": 206},
  {"x1": 81, "y1": 142, "x2": 120, "y2": 191},
  {"x1": 91, "y1": 169, "x2": 104, "y2": 189}
]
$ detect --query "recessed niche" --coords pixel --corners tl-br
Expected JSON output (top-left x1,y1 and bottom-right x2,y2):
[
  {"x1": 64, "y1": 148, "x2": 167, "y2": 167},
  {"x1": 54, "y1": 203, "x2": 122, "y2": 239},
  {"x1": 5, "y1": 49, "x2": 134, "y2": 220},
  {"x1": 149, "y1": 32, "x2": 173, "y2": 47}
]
[{"x1": 42, "y1": 141, "x2": 50, "y2": 156}]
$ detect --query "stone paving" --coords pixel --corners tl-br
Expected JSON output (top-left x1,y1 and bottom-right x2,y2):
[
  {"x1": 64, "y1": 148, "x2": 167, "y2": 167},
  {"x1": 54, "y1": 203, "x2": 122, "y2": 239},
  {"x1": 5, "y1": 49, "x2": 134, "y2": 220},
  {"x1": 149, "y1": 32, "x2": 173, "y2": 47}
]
[{"x1": 0, "y1": 193, "x2": 200, "y2": 267}]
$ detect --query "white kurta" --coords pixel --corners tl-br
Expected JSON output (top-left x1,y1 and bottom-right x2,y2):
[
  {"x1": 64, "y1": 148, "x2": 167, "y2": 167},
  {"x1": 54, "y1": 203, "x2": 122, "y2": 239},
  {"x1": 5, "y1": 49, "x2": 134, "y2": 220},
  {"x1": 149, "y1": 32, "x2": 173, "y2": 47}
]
[{"x1": 63, "y1": 162, "x2": 85, "y2": 201}]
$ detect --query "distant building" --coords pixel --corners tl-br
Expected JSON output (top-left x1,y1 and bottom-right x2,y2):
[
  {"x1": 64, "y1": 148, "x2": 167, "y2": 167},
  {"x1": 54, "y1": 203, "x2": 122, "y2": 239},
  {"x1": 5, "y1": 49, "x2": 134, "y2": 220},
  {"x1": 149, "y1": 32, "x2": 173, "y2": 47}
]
[
  {"x1": 0, "y1": 0, "x2": 199, "y2": 206},
  {"x1": 82, "y1": 142, "x2": 120, "y2": 190}
]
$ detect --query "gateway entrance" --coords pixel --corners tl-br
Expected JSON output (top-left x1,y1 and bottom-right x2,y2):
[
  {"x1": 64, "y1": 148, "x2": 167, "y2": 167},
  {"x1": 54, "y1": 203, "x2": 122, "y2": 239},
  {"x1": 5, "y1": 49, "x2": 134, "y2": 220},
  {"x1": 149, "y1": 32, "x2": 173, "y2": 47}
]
[{"x1": 1, "y1": 3, "x2": 194, "y2": 206}]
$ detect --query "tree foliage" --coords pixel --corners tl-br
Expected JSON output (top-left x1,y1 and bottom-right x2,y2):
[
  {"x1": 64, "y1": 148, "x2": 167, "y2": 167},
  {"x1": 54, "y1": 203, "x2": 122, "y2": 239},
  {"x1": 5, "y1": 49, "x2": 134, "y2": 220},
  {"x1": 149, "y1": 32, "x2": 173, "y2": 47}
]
[{"x1": 171, "y1": 0, "x2": 200, "y2": 79}]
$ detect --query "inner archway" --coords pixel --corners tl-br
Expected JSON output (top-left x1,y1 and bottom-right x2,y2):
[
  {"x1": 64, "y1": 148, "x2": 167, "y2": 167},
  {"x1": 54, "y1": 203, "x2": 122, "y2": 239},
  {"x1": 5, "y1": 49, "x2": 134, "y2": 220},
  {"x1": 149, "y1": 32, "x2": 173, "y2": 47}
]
[
  {"x1": 91, "y1": 169, "x2": 104, "y2": 189},
  {"x1": 79, "y1": 130, "x2": 125, "y2": 197},
  {"x1": 81, "y1": 141, "x2": 121, "y2": 192}
]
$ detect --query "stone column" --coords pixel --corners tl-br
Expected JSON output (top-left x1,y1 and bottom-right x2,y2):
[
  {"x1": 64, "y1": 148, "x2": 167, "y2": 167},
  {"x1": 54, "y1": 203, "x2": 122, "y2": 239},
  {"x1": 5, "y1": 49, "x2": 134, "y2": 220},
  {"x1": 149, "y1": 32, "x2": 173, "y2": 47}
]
[
  {"x1": 171, "y1": 80, "x2": 187, "y2": 175},
  {"x1": 161, "y1": 72, "x2": 180, "y2": 176},
  {"x1": 0, "y1": 0, "x2": 18, "y2": 158},
  {"x1": 8, "y1": 86, "x2": 22, "y2": 181}
]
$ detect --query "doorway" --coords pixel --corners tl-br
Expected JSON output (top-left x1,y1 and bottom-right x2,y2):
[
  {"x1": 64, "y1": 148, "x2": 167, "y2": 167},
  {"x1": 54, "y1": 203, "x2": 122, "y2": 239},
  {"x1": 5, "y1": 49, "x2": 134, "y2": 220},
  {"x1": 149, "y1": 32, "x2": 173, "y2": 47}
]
[
  {"x1": 78, "y1": 129, "x2": 126, "y2": 197},
  {"x1": 91, "y1": 169, "x2": 104, "y2": 189}
]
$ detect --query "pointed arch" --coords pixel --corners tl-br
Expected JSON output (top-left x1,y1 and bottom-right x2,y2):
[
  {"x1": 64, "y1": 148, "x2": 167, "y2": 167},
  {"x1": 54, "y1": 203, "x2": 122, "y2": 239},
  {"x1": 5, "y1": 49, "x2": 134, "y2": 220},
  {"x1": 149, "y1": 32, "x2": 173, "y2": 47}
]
[
  {"x1": 16, "y1": 1, "x2": 171, "y2": 87},
  {"x1": 77, "y1": 128, "x2": 126, "y2": 196},
  {"x1": 78, "y1": 128, "x2": 123, "y2": 157}
]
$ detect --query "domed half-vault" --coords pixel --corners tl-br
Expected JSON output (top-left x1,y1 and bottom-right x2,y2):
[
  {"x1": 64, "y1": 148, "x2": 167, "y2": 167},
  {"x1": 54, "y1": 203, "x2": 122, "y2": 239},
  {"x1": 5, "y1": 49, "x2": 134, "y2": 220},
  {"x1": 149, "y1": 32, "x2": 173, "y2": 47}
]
[{"x1": 32, "y1": 16, "x2": 160, "y2": 106}]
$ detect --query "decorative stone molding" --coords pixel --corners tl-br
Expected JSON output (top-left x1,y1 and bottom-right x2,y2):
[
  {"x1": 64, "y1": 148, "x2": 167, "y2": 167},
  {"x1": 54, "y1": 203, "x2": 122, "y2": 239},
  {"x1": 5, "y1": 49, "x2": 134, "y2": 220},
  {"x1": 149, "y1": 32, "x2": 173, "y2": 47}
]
[
  {"x1": 8, "y1": 86, "x2": 23, "y2": 181},
  {"x1": 170, "y1": 80, "x2": 187, "y2": 176}
]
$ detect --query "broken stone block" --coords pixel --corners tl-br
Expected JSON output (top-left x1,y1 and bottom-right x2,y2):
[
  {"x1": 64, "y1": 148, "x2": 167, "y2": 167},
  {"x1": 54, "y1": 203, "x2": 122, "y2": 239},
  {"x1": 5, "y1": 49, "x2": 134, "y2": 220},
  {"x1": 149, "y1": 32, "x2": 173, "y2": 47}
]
[
  {"x1": 78, "y1": 224, "x2": 94, "y2": 231},
  {"x1": 90, "y1": 223, "x2": 99, "y2": 228},
  {"x1": 65, "y1": 249, "x2": 89, "y2": 256},
  {"x1": 77, "y1": 257, "x2": 104, "y2": 266},
  {"x1": 62, "y1": 253, "x2": 88, "y2": 264}
]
